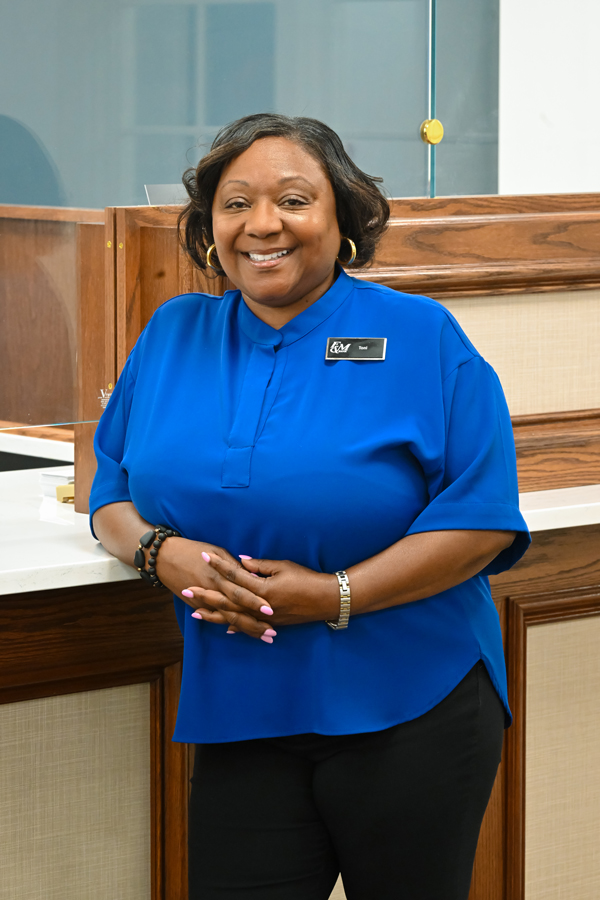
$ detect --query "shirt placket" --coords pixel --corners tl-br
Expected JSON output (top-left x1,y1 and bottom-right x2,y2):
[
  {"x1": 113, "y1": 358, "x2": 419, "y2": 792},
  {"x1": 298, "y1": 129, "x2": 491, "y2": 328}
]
[{"x1": 222, "y1": 342, "x2": 277, "y2": 488}]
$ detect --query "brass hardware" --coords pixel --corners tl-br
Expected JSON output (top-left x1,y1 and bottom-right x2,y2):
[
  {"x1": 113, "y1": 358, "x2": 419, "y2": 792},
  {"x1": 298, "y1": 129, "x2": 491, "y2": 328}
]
[
  {"x1": 56, "y1": 484, "x2": 75, "y2": 504},
  {"x1": 107, "y1": 240, "x2": 112, "y2": 248},
  {"x1": 420, "y1": 118, "x2": 444, "y2": 145},
  {"x1": 108, "y1": 383, "x2": 113, "y2": 390},
  {"x1": 118, "y1": 242, "x2": 124, "y2": 249}
]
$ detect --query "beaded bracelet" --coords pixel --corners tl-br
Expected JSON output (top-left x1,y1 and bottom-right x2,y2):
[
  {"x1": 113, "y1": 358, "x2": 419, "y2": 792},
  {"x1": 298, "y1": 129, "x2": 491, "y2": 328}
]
[{"x1": 134, "y1": 525, "x2": 181, "y2": 587}]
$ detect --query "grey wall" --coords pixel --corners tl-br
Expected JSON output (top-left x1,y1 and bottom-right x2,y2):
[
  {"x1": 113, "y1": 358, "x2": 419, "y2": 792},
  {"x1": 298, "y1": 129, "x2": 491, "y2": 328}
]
[{"x1": 0, "y1": 0, "x2": 498, "y2": 208}]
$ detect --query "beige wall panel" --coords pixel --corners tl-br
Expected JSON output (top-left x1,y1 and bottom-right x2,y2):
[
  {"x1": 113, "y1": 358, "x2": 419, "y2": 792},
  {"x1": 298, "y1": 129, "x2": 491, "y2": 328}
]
[
  {"x1": 438, "y1": 290, "x2": 600, "y2": 415},
  {"x1": 0, "y1": 684, "x2": 150, "y2": 900},
  {"x1": 525, "y1": 616, "x2": 600, "y2": 900},
  {"x1": 330, "y1": 875, "x2": 346, "y2": 899}
]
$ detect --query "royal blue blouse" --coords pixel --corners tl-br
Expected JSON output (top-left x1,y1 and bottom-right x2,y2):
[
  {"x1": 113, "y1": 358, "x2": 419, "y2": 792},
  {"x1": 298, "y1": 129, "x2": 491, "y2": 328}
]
[{"x1": 90, "y1": 268, "x2": 530, "y2": 743}]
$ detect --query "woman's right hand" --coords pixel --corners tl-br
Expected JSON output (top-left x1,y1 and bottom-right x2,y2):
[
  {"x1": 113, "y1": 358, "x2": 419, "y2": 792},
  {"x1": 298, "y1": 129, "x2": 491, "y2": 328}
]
[
  {"x1": 156, "y1": 537, "x2": 277, "y2": 641},
  {"x1": 92, "y1": 503, "x2": 274, "y2": 641}
]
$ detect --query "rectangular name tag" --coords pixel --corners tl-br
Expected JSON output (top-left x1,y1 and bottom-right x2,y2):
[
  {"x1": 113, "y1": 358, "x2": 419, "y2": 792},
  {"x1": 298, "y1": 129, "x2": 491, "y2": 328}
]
[{"x1": 325, "y1": 337, "x2": 387, "y2": 361}]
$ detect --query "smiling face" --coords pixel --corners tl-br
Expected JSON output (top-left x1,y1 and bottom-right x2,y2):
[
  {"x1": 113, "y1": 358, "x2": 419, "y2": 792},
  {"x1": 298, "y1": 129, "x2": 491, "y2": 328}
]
[{"x1": 211, "y1": 137, "x2": 342, "y2": 328}]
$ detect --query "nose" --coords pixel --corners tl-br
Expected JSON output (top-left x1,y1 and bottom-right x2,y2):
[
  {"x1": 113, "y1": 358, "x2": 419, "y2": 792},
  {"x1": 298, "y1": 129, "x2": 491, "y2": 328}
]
[{"x1": 245, "y1": 198, "x2": 283, "y2": 239}]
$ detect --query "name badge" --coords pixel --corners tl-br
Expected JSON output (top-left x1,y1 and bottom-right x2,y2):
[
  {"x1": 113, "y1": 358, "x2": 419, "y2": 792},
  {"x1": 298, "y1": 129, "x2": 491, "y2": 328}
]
[{"x1": 325, "y1": 337, "x2": 387, "y2": 361}]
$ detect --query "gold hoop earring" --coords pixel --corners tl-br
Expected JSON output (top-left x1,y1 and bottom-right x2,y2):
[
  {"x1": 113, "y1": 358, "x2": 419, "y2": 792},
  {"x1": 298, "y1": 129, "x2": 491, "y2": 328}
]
[
  {"x1": 337, "y1": 237, "x2": 357, "y2": 266},
  {"x1": 206, "y1": 243, "x2": 220, "y2": 271}
]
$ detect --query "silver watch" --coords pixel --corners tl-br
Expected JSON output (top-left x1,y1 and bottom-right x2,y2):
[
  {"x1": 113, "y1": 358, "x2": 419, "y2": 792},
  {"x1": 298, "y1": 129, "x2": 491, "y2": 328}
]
[{"x1": 326, "y1": 571, "x2": 351, "y2": 630}]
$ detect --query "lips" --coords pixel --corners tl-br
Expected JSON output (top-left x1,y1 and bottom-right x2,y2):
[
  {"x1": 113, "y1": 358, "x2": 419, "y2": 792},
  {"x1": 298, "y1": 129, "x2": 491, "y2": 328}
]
[{"x1": 242, "y1": 247, "x2": 295, "y2": 269}]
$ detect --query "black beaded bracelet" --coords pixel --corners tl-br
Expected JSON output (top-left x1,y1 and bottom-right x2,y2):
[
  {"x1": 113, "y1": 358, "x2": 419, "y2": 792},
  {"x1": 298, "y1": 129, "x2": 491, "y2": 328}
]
[{"x1": 134, "y1": 525, "x2": 181, "y2": 587}]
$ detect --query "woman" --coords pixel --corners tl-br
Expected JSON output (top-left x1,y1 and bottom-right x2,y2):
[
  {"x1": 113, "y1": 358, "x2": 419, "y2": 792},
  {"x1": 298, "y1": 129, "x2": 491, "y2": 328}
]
[{"x1": 91, "y1": 114, "x2": 530, "y2": 900}]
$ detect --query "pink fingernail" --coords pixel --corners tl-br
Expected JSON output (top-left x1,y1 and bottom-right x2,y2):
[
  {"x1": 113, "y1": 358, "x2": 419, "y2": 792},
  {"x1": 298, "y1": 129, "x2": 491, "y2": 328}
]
[
  {"x1": 260, "y1": 605, "x2": 273, "y2": 615},
  {"x1": 264, "y1": 628, "x2": 277, "y2": 637},
  {"x1": 182, "y1": 589, "x2": 194, "y2": 598},
  {"x1": 239, "y1": 554, "x2": 252, "y2": 560},
  {"x1": 250, "y1": 573, "x2": 259, "y2": 577},
  {"x1": 201, "y1": 551, "x2": 211, "y2": 563},
  {"x1": 191, "y1": 611, "x2": 203, "y2": 619},
  {"x1": 260, "y1": 635, "x2": 273, "y2": 644},
  {"x1": 226, "y1": 628, "x2": 236, "y2": 634}
]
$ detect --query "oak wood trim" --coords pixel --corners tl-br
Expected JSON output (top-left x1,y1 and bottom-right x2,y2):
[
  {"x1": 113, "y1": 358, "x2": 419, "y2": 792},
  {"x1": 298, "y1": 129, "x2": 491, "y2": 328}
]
[
  {"x1": 511, "y1": 409, "x2": 600, "y2": 491},
  {"x1": 353, "y1": 259, "x2": 600, "y2": 299},
  {"x1": 387, "y1": 193, "x2": 600, "y2": 218},
  {"x1": 504, "y1": 587, "x2": 600, "y2": 900},
  {"x1": 511, "y1": 408, "x2": 600, "y2": 427},
  {"x1": 151, "y1": 676, "x2": 164, "y2": 900},
  {"x1": 0, "y1": 667, "x2": 162, "y2": 707},
  {"x1": 0, "y1": 204, "x2": 104, "y2": 223},
  {"x1": 163, "y1": 662, "x2": 189, "y2": 900}
]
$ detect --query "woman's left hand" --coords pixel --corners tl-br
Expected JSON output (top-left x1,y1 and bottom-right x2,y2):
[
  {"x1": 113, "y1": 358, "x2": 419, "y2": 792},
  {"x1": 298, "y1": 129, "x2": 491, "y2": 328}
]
[{"x1": 183, "y1": 554, "x2": 340, "y2": 636}]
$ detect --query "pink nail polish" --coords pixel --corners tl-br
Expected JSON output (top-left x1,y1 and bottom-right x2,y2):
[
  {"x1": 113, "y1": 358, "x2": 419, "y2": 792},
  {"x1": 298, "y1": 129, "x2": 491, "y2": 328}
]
[
  {"x1": 260, "y1": 605, "x2": 273, "y2": 615},
  {"x1": 239, "y1": 554, "x2": 252, "y2": 560},
  {"x1": 182, "y1": 589, "x2": 194, "y2": 598},
  {"x1": 264, "y1": 628, "x2": 277, "y2": 637},
  {"x1": 191, "y1": 611, "x2": 203, "y2": 620},
  {"x1": 250, "y1": 573, "x2": 259, "y2": 577},
  {"x1": 226, "y1": 628, "x2": 236, "y2": 634},
  {"x1": 201, "y1": 551, "x2": 211, "y2": 563},
  {"x1": 260, "y1": 635, "x2": 273, "y2": 644}
]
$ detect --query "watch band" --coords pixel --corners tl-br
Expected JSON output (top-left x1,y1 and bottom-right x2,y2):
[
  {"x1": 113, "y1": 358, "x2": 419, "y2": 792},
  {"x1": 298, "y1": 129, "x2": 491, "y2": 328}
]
[{"x1": 326, "y1": 570, "x2": 351, "y2": 630}]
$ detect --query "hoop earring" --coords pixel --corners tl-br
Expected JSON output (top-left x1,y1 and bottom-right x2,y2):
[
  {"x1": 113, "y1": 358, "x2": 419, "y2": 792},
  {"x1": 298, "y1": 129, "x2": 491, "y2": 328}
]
[
  {"x1": 337, "y1": 237, "x2": 357, "y2": 266},
  {"x1": 206, "y1": 243, "x2": 220, "y2": 271}
]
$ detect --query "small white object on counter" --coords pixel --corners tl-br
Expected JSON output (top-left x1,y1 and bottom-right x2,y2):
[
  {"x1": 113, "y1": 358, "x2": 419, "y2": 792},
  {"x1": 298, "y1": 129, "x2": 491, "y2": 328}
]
[
  {"x1": 1, "y1": 468, "x2": 600, "y2": 597},
  {"x1": 0, "y1": 468, "x2": 138, "y2": 596}
]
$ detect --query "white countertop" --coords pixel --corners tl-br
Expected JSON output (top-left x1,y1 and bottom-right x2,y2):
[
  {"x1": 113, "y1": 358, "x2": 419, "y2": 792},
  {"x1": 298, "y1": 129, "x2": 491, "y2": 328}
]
[
  {"x1": 0, "y1": 468, "x2": 137, "y2": 596},
  {"x1": 1, "y1": 467, "x2": 599, "y2": 597}
]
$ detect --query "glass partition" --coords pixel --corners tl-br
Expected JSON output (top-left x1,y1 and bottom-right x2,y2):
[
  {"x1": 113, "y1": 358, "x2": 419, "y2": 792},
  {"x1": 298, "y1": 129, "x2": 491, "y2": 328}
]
[
  {"x1": 0, "y1": 0, "x2": 499, "y2": 206},
  {"x1": 0, "y1": 210, "x2": 102, "y2": 438}
]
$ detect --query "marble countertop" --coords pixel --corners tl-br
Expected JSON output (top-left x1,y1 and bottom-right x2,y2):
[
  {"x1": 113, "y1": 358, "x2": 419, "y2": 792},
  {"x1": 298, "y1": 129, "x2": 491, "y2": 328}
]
[
  {"x1": 1, "y1": 465, "x2": 600, "y2": 597},
  {"x1": 0, "y1": 468, "x2": 137, "y2": 596}
]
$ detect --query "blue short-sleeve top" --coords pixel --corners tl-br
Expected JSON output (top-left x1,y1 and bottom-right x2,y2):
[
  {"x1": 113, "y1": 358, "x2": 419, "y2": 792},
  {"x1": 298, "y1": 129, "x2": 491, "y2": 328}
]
[{"x1": 90, "y1": 268, "x2": 530, "y2": 743}]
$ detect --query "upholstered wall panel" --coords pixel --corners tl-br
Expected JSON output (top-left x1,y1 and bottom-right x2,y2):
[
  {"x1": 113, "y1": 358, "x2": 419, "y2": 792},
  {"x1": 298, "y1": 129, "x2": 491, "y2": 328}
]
[
  {"x1": 0, "y1": 684, "x2": 150, "y2": 900},
  {"x1": 330, "y1": 875, "x2": 346, "y2": 899},
  {"x1": 439, "y1": 290, "x2": 600, "y2": 415},
  {"x1": 525, "y1": 616, "x2": 600, "y2": 900}
]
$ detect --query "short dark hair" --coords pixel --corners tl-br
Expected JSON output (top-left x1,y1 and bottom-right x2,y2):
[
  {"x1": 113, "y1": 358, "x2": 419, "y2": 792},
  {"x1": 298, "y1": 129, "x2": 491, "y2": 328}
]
[{"x1": 178, "y1": 113, "x2": 390, "y2": 273}]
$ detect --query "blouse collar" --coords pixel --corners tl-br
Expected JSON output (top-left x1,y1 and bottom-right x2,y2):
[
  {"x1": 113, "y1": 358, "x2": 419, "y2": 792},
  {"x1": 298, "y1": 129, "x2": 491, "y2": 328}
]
[{"x1": 234, "y1": 267, "x2": 355, "y2": 348}]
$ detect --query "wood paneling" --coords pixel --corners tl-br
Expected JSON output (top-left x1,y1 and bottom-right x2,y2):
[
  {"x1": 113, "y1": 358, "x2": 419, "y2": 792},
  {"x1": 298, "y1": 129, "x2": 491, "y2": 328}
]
[
  {"x1": 366, "y1": 193, "x2": 600, "y2": 298},
  {"x1": 0, "y1": 204, "x2": 104, "y2": 223},
  {"x1": 486, "y1": 524, "x2": 600, "y2": 900},
  {"x1": 513, "y1": 409, "x2": 600, "y2": 491},
  {"x1": 74, "y1": 220, "x2": 115, "y2": 513},
  {"x1": 0, "y1": 215, "x2": 78, "y2": 424},
  {"x1": 111, "y1": 206, "x2": 227, "y2": 371}
]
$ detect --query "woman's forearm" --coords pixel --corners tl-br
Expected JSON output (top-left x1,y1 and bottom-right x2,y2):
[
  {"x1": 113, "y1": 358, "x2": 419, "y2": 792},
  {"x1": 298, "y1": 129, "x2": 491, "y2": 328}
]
[
  {"x1": 347, "y1": 530, "x2": 515, "y2": 616},
  {"x1": 92, "y1": 501, "x2": 153, "y2": 567}
]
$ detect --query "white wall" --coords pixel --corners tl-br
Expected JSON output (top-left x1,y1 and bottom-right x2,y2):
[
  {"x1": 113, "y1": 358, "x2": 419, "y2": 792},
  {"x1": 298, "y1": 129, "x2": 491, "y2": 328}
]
[{"x1": 499, "y1": 0, "x2": 600, "y2": 194}]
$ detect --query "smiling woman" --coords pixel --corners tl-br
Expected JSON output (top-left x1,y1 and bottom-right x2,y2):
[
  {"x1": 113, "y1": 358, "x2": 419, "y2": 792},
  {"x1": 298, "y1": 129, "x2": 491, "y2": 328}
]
[{"x1": 90, "y1": 113, "x2": 529, "y2": 900}]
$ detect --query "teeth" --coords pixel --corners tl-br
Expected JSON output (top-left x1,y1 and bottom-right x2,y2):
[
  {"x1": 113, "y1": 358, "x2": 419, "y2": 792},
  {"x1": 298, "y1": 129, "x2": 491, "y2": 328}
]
[{"x1": 248, "y1": 250, "x2": 291, "y2": 261}]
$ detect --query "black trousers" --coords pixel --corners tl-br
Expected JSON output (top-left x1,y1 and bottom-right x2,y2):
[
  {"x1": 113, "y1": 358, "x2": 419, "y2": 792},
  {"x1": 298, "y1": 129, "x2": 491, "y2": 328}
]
[{"x1": 189, "y1": 661, "x2": 504, "y2": 900}]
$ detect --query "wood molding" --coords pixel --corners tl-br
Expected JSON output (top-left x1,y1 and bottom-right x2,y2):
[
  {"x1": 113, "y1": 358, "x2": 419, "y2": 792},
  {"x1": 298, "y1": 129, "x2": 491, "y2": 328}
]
[
  {"x1": 512, "y1": 409, "x2": 600, "y2": 491},
  {"x1": 504, "y1": 587, "x2": 600, "y2": 900},
  {"x1": 0, "y1": 203, "x2": 104, "y2": 223},
  {"x1": 357, "y1": 193, "x2": 600, "y2": 298}
]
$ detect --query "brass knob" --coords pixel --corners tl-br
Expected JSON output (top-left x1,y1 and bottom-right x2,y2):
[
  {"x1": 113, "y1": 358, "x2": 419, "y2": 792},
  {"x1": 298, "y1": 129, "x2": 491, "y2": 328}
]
[{"x1": 420, "y1": 119, "x2": 444, "y2": 145}]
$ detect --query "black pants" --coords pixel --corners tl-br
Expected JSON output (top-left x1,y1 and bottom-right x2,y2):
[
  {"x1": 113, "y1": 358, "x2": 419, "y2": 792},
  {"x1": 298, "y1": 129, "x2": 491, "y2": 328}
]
[{"x1": 189, "y1": 662, "x2": 504, "y2": 900}]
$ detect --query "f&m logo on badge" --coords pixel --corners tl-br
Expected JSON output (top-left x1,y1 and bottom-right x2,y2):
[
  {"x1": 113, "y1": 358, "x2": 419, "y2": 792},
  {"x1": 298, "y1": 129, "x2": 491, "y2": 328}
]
[{"x1": 329, "y1": 341, "x2": 351, "y2": 354}]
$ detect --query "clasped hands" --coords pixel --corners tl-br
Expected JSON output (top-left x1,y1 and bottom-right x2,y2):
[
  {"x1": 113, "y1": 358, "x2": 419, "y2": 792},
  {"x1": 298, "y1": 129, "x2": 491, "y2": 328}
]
[{"x1": 156, "y1": 538, "x2": 340, "y2": 643}]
